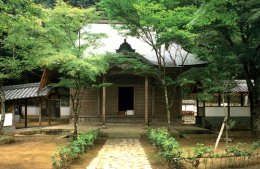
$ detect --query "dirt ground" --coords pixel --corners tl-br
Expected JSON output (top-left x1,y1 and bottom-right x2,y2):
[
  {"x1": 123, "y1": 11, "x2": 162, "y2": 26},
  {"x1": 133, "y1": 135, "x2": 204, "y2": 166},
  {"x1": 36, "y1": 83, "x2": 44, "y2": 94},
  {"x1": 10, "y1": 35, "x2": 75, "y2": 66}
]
[
  {"x1": 0, "y1": 134, "x2": 105, "y2": 169},
  {"x1": 0, "y1": 131, "x2": 259, "y2": 169},
  {"x1": 0, "y1": 135, "x2": 68, "y2": 169}
]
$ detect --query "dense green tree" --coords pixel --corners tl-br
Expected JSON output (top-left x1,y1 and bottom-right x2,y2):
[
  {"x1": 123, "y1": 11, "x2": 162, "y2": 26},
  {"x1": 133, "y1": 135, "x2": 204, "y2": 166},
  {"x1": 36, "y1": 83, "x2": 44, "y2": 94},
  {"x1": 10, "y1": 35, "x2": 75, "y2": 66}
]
[
  {"x1": 0, "y1": 0, "x2": 44, "y2": 134},
  {"x1": 189, "y1": 0, "x2": 260, "y2": 135},
  {"x1": 33, "y1": 0, "x2": 99, "y2": 8},
  {"x1": 100, "y1": 0, "x2": 200, "y2": 130},
  {"x1": 39, "y1": 0, "x2": 107, "y2": 139}
]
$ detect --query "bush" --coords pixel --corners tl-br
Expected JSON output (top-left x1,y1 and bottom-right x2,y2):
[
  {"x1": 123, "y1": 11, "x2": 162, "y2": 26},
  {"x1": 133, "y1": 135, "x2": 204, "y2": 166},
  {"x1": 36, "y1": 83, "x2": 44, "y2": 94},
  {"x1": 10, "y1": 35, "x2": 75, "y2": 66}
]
[
  {"x1": 147, "y1": 128, "x2": 182, "y2": 167},
  {"x1": 147, "y1": 128, "x2": 260, "y2": 169},
  {"x1": 51, "y1": 129, "x2": 100, "y2": 168}
]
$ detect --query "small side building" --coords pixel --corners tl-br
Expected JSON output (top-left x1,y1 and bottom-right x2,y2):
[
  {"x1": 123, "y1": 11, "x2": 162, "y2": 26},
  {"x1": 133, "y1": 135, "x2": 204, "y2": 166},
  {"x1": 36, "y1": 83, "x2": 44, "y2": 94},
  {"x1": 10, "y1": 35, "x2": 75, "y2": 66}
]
[
  {"x1": 196, "y1": 80, "x2": 251, "y2": 130},
  {"x1": 2, "y1": 82, "x2": 70, "y2": 128}
]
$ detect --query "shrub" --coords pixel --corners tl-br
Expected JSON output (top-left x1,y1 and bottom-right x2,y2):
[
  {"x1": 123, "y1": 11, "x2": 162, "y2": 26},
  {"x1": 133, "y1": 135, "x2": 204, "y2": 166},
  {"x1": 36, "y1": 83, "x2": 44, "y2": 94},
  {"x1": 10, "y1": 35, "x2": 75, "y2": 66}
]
[
  {"x1": 51, "y1": 129, "x2": 100, "y2": 168},
  {"x1": 147, "y1": 128, "x2": 182, "y2": 167},
  {"x1": 147, "y1": 128, "x2": 260, "y2": 169}
]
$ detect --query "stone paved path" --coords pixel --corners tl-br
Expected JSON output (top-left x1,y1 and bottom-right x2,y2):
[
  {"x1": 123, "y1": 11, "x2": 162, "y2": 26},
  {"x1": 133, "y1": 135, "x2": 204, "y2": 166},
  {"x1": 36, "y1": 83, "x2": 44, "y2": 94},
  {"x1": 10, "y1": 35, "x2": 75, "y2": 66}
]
[{"x1": 86, "y1": 138, "x2": 152, "y2": 169}]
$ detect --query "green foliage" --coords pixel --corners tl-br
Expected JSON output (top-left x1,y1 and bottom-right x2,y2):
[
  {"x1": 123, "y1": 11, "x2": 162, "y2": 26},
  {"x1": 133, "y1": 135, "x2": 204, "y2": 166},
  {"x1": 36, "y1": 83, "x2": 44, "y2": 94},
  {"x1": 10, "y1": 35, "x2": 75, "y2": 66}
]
[
  {"x1": 100, "y1": 0, "x2": 199, "y2": 52},
  {"x1": 192, "y1": 143, "x2": 214, "y2": 158},
  {"x1": 227, "y1": 119, "x2": 236, "y2": 130},
  {"x1": 187, "y1": 0, "x2": 260, "y2": 108},
  {"x1": 34, "y1": 0, "x2": 99, "y2": 8},
  {"x1": 252, "y1": 141, "x2": 260, "y2": 151},
  {"x1": 147, "y1": 128, "x2": 182, "y2": 167},
  {"x1": 51, "y1": 129, "x2": 100, "y2": 168},
  {"x1": 104, "y1": 52, "x2": 159, "y2": 77},
  {"x1": 226, "y1": 143, "x2": 252, "y2": 157},
  {"x1": 147, "y1": 128, "x2": 260, "y2": 168}
]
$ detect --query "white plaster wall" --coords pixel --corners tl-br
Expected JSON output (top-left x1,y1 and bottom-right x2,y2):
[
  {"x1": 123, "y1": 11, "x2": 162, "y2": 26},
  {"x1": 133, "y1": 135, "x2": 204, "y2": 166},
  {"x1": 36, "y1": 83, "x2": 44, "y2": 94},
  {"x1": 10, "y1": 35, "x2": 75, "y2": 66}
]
[
  {"x1": 0, "y1": 113, "x2": 12, "y2": 126},
  {"x1": 60, "y1": 106, "x2": 70, "y2": 117},
  {"x1": 230, "y1": 107, "x2": 250, "y2": 117},
  {"x1": 205, "y1": 107, "x2": 227, "y2": 117},
  {"x1": 182, "y1": 105, "x2": 197, "y2": 112},
  {"x1": 205, "y1": 107, "x2": 250, "y2": 117},
  {"x1": 22, "y1": 106, "x2": 39, "y2": 116}
]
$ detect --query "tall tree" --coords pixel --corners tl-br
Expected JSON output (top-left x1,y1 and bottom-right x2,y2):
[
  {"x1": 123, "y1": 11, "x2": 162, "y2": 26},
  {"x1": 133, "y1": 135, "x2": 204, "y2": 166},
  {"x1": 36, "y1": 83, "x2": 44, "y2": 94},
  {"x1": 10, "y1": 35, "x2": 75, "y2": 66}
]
[
  {"x1": 39, "y1": 0, "x2": 107, "y2": 139},
  {"x1": 0, "y1": 0, "x2": 44, "y2": 134},
  {"x1": 100, "y1": 0, "x2": 200, "y2": 131},
  {"x1": 190, "y1": 0, "x2": 260, "y2": 136},
  {"x1": 33, "y1": 0, "x2": 99, "y2": 8}
]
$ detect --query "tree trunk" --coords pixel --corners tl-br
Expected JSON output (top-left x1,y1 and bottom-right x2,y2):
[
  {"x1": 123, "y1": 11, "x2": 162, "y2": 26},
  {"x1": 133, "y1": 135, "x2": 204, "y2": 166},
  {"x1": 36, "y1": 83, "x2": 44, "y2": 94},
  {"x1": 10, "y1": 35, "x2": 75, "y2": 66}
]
[
  {"x1": 0, "y1": 89, "x2": 6, "y2": 135},
  {"x1": 214, "y1": 93, "x2": 228, "y2": 151},
  {"x1": 73, "y1": 108, "x2": 78, "y2": 140},
  {"x1": 162, "y1": 79, "x2": 171, "y2": 132},
  {"x1": 251, "y1": 78, "x2": 260, "y2": 137}
]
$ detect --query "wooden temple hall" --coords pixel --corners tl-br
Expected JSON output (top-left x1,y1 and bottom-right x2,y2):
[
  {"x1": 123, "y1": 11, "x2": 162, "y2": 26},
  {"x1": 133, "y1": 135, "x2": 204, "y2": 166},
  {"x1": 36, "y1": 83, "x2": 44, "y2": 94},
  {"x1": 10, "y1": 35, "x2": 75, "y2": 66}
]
[{"x1": 74, "y1": 23, "x2": 205, "y2": 125}]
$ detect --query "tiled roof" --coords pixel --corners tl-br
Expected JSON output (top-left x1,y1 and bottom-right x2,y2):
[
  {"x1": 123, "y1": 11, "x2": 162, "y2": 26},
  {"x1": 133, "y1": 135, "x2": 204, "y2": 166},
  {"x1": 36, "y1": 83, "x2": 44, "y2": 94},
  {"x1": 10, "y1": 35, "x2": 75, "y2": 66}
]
[
  {"x1": 2, "y1": 83, "x2": 51, "y2": 100},
  {"x1": 83, "y1": 24, "x2": 206, "y2": 67},
  {"x1": 232, "y1": 80, "x2": 249, "y2": 93}
]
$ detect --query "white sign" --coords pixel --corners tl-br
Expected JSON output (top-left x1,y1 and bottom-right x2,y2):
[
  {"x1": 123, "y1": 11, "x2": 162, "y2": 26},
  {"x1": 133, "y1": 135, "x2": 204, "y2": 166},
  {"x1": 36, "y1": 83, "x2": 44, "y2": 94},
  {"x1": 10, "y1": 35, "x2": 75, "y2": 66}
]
[{"x1": 0, "y1": 113, "x2": 13, "y2": 126}]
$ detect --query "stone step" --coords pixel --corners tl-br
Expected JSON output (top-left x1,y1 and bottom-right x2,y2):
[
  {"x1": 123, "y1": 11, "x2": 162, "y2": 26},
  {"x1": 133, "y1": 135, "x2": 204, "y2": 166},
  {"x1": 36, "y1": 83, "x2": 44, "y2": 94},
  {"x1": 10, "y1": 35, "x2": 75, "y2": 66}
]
[{"x1": 101, "y1": 132, "x2": 143, "y2": 138}]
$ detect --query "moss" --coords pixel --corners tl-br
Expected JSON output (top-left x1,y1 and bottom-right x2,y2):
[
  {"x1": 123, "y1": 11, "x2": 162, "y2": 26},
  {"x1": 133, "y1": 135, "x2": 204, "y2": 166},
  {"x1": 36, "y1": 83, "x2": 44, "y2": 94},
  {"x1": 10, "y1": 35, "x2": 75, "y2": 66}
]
[{"x1": 0, "y1": 135, "x2": 15, "y2": 145}]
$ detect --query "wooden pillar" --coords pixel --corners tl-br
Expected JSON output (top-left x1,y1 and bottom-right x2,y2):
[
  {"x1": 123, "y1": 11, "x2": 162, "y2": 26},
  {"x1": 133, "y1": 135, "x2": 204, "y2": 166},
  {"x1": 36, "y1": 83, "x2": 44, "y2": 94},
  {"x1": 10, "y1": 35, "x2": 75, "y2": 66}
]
[
  {"x1": 240, "y1": 93, "x2": 244, "y2": 106},
  {"x1": 145, "y1": 76, "x2": 149, "y2": 125},
  {"x1": 12, "y1": 104, "x2": 16, "y2": 129},
  {"x1": 218, "y1": 93, "x2": 221, "y2": 106},
  {"x1": 203, "y1": 101, "x2": 205, "y2": 116},
  {"x1": 152, "y1": 87, "x2": 155, "y2": 116},
  {"x1": 25, "y1": 100, "x2": 28, "y2": 128},
  {"x1": 39, "y1": 98, "x2": 42, "y2": 127},
  {"x1": 48, "y1": 96, "x2": 52, "y2": 126},
  {"x1": 196, "y1": 99, "x2": 199, "y2": 115},
  {"x1": 97, "y1": 89, "x2": 101, "y2": 115},
  {"x1": 102, "y1": 76, "x2": 106, "y2": 126}
]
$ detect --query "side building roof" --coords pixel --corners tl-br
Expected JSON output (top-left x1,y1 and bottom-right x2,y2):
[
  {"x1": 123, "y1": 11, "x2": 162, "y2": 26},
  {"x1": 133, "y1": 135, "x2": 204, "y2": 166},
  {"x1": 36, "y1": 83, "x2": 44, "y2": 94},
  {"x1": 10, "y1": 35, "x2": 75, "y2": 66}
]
[
  {"x1": 232, "y1": 80, "x2": 249, "y2": 93},
  {"x1": 2, "y1": 83, "x2": 51, "y2": 101}
]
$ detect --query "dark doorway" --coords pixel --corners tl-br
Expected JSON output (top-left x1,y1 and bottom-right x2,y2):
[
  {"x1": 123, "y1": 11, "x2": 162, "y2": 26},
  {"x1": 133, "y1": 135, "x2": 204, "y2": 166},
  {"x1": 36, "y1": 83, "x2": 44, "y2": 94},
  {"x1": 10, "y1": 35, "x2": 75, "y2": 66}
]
[{"x1": 118, "y1": 87, "x2": 134, "y2": 111}]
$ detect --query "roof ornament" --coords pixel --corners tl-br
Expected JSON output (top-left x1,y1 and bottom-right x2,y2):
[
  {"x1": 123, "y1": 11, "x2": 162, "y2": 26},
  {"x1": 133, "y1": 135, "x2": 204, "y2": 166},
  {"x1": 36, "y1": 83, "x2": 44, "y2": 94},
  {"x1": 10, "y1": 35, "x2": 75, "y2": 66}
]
[{"x1": 116, "y1": 39, "x2": 135, "y2": 53}]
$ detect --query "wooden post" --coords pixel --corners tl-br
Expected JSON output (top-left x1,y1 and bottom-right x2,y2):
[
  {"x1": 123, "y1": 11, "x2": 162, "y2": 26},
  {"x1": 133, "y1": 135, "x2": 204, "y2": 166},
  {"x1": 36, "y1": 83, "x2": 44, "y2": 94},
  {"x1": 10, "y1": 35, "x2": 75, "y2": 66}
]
[
  {"x1": 48, "y1": 96, "x2": 52, "y2": 126},
  {"x1": 39, "y1": 98, "x2": 42, "y2": 127},
  {"x1": 97, "y1": 89, "x2": 101, "y2": 115},
  {"x1": 152, "y1": 87, "x2": 155, "y2": 116},
  {"x1": 102, "y1": 76, "x2": 106, "y2": 126},
  {"x1": 240, "y1": 93, "x2": 244, "y2": 106},
  {"x1": 145, "y1": 76, "x2": 149, "y2": 125},
  {"x1": 218, "y1": 93, "x2": 221, "y2": 106},
  {"x1": 25, "y1": 100, "x2": 28, "y2": 128},
  {"x1": 12, "y1": 104, "x2": 16, "y2": 129}
]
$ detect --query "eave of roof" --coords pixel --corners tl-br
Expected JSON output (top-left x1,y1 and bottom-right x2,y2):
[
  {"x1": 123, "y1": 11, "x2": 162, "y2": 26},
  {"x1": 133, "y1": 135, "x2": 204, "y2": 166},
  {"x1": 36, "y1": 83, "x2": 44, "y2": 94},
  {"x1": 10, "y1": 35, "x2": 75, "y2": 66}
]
[{"x1": 2, "y1": 83, "x2": 51, "y2": 101}]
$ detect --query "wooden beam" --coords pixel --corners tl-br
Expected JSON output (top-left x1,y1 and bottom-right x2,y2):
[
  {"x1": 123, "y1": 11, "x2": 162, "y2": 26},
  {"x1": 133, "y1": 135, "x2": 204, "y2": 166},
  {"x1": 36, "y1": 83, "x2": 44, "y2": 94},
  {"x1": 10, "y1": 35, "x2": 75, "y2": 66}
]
[
  {"x1": 25, "y1": 100, "x2": 28, "y2": 128},
  {"x1": 145, "y1": 76, "x2": 149, "y2": 125},
  {"x1": 102, "y1": 76, "x2": 106, "y2": 126},
  {"x1": 39, "y1": 99, "x2": 42, "y2": 127}
]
